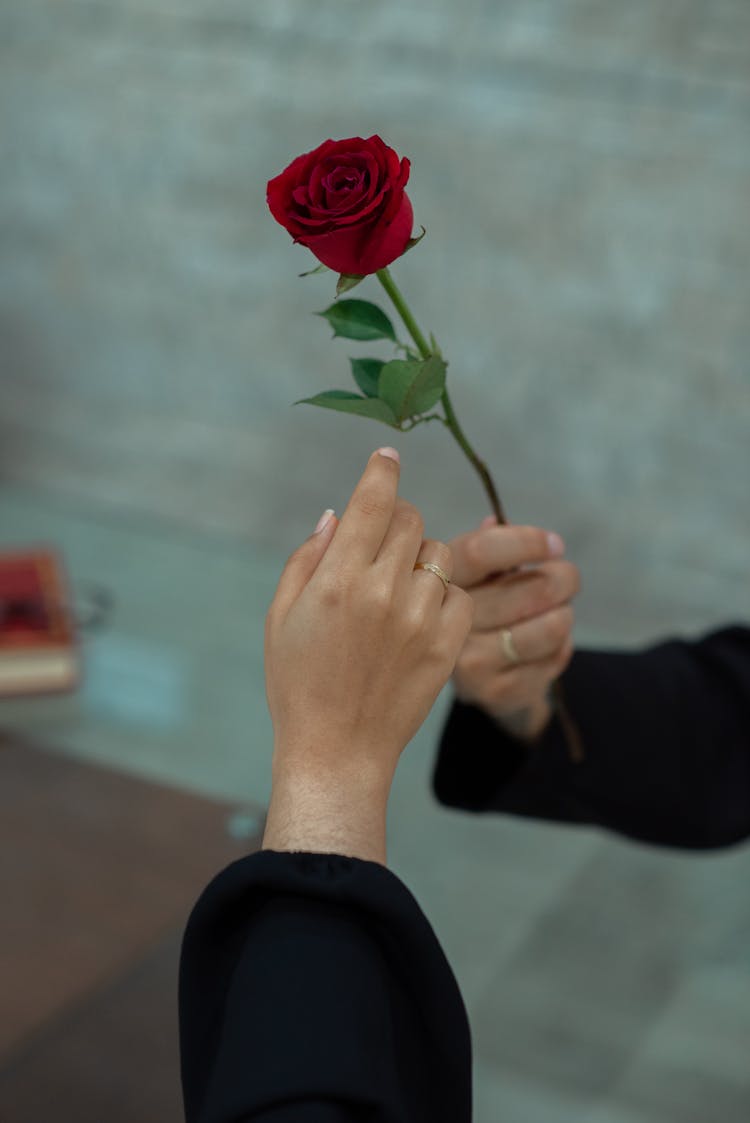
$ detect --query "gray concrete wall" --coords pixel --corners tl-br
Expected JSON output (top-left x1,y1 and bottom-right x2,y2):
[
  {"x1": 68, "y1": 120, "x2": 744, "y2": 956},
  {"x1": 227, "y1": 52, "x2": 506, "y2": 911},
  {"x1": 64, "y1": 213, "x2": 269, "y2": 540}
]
[{"x1": 2, "y1": 0, "x2": 748, "y2": 639}]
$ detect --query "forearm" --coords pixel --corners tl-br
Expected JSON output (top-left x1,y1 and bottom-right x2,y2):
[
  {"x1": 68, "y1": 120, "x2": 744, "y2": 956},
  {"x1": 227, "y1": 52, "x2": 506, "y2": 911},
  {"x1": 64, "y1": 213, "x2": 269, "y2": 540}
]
[
  {"x1": 262, "y1": 755, "x2": 392, "y2": 865},
  {"x1": 179, "y1": 849, "x2": 472, "y2": 1123},
  {"x1": 434, "y1": 627, "x2": 750, "y2": 849}
]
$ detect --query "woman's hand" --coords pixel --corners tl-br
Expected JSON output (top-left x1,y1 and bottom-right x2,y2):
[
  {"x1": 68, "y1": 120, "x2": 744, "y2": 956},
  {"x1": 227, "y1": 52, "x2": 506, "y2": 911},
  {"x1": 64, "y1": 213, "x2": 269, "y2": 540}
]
[
  {"x1": 447, "y1": 516, "x2": 580, "y2": 740},
  {"x1": 262, "y1": 447, "x2": 475, "y2": 863}
]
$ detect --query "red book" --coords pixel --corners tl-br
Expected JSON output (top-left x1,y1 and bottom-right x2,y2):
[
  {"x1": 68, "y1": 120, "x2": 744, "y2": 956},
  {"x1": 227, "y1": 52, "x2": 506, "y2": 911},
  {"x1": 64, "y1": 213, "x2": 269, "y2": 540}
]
[{"x1": 0, "y1": 549, "x2": 80, "y2": 697}]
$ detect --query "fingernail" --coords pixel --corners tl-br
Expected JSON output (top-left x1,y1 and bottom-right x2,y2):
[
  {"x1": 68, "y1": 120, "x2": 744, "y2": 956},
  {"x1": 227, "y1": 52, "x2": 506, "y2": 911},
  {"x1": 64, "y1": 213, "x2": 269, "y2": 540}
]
[
  {"x1": 377, "y1": 446, "x2": 400, "y2": 463},
  {"x1": 314, "y1": 508, "x2": 335, "y2": 534},
  {"x1": 480, "y1": 515, "x2": 497, "y2": 530},
  {"x1": 547, "y1": 532, "x2": 565, "y2": 557}
]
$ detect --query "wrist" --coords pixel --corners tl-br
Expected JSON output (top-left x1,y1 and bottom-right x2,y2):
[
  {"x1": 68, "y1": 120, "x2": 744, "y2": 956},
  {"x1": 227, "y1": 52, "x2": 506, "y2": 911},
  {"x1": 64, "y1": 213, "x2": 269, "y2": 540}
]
[{"x1": 262, "y1": 756, "x2": 392, "y2": 865}]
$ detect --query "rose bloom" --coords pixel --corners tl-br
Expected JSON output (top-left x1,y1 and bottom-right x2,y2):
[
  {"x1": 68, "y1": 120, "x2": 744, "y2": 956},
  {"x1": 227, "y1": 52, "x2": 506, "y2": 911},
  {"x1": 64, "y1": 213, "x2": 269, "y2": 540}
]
[{"x1": 267, "y1": 135, "x2": 413, "y2": 276}]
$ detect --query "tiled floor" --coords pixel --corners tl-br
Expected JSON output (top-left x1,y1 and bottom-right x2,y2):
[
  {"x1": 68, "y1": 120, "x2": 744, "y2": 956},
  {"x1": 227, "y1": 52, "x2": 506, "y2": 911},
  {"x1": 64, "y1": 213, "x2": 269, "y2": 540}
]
[{"x1": 2, "y1": 1, "x2": 749, "y2": 1119}]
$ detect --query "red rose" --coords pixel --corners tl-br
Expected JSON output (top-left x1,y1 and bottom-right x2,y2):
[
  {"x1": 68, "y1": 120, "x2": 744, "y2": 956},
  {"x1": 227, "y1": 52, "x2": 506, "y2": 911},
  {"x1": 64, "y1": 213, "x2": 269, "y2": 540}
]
[{"x1": 267, "y1": 135, "x2": 413, "y2": 276}]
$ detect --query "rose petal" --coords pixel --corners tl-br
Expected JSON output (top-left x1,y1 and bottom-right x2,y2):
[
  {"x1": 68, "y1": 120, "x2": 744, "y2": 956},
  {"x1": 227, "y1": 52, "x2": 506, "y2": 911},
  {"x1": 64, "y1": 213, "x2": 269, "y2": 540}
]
[
  {"x1": 292, "y1": 184, "x2": 311, "y2": 209},
  {"x1": 325, "y1": 153, "x2": 379, "y2": 213},
  {"x1": 381, "y1": 157, "x2": 411, "y2": 223},
  {"x1": 266, "y1": 138, "x2": 338, "y2": 227},
  {"x1": 291, "y1": 179, "x2": 389, "y2": 228},
  {"x1": 292, "y1": 162, "x2": 388, "y2": 226},
  {"x1": 308, "y1": 161, "x2": 328, "y2": 207},
  {"x1": 322, "y1": 164, "x2": 364, "y2": 209},
  {"x1": 297, "y1": 192, "x2": 413, "y2": 274},
  {"x1": 356, "y1": 191, "x2": 414, "y2": 272}
]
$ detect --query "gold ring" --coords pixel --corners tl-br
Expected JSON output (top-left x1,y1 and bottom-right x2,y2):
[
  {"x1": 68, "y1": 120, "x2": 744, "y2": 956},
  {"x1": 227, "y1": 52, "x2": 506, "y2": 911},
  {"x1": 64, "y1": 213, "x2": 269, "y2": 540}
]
[
  {"x1": 500, "y1": 628, "x2": 521, "y2": 665},
  {"x1": 413, "y1": 561, "x2": 450, "y2": 591}
]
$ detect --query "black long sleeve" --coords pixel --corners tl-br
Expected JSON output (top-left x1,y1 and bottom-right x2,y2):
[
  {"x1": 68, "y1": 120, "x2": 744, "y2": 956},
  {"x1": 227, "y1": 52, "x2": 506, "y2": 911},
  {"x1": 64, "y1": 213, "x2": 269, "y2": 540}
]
[
  {"x1": 179, "y1": 849, "x2": 471, "y2": 1123},
  {"x1": 433, "y1": 625, "x2": 750, "y2": 850}
]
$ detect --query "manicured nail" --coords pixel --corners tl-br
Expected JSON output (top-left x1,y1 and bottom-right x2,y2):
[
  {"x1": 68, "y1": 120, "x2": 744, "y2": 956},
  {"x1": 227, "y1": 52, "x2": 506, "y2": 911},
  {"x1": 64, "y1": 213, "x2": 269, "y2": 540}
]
[
  {"x1": 314, "y1": 508, "x2": 335, "y2": 534},
  {"x1": 547, "y1": 532, "x2": 565, "y2": 557},
  {"x1": 377, "y1": 446, "x2": 400, "y2": 463}
]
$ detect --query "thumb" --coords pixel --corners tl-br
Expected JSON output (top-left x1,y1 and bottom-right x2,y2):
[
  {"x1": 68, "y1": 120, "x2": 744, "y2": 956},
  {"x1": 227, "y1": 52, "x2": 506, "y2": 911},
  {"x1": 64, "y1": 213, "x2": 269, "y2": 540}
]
[{"x1": 272, "y1": 508, "x2": 338, "y2": 617}]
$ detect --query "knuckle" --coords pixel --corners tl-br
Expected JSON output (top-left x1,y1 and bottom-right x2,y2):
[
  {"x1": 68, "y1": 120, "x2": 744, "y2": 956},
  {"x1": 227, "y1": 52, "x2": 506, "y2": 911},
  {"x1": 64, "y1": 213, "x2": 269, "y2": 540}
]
[
  {"x1": 356, "y1": 487, "x2": 389, "y2": 520},
  {"x1": 463, "y1": 532, "x2": 485, "y2": 570},
  {"x1": 447, "y1": 590, "x2": 476, "y2": 651},
  {"x1": 280, "y1": 544, "x2": 304, "y2": 576},
  {"x1": 557, "y1": 560, "x2": 581, "y2": 598},
  {"x1": 364, "y1": 576, "x2": 401, "y2": 619},
  {"x1": 436, "y1": 539, "x2": 453, "y2": 569},
  {"x1": 520, "y1": 572, "x2": 554, "y2": 619},
  {"x1": 402, "y1": 598, "x2": 428, "y2": 634},
  {"x1": 365, "y1": 579, "x2": 393, "y2": 613},
  {"x1": 546, "y1": 605, "x2": 573, "y2": 647},
  {"x1": 275, "y1": 550, "x2": 304, "y2": 595},
  {"x1": 424, "y1": 538, "x2": 452, "y2": 574},
  {"x1": 520, "y1": 525, "x2": 549, "y2": 558},
  {"x1": 317, "y1": 570, "x2": 344, "y2": 607},
  {"x1": 395, "y1": 499, "x2": 424, "y2": 536}
]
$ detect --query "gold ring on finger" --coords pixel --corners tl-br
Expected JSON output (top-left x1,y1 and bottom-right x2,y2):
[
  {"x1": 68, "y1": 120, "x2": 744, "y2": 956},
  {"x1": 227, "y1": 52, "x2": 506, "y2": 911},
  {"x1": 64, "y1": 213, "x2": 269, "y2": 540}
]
[
  {"x1": 500, "y1": 628, "x2": 521, "y2": 666},
  {"x1": 413, "y1": 561, "x2": 451, "y2": 591}
]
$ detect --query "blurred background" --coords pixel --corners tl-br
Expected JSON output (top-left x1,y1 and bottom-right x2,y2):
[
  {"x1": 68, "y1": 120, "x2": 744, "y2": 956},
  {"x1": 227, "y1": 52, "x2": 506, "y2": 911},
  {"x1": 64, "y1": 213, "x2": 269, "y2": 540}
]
[{"x1": 1, "y1": 0, "x2": 749, "y2": 1120}]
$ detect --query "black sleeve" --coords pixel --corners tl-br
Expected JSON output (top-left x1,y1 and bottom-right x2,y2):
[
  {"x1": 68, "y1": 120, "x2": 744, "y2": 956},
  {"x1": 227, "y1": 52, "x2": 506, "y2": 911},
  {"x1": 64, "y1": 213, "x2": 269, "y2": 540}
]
[
  {"x1": 432, "y1": 625, "x2": 750, "y2": 850},
  {"x1": 178, "y1": 849, "x2": 471, "y2": 1123}
]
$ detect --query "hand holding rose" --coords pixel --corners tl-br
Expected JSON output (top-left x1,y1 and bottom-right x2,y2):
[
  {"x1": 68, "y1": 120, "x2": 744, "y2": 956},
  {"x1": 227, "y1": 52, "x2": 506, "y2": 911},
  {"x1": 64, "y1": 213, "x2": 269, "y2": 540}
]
[{"x1": 448, "y1": 518, "x2": 580, "y2": 740}]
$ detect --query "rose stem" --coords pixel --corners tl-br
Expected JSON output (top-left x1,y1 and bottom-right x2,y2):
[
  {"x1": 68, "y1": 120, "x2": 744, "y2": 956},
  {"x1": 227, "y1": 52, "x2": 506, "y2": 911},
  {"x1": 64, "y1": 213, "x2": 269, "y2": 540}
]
[
  {"x1": 375, "y1": 265, "x2": 584, "y2": 763},
  {"x1": 377, "y1": 266, "x2": 508, "y2": 522}
]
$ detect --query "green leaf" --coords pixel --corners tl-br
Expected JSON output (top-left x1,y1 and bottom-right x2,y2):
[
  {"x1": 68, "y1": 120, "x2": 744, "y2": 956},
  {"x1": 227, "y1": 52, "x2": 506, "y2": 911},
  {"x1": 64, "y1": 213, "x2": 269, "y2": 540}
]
[
  {"x1": 349, "y1": 358, "x2": 385, "y2": 398},
  {"x1": 294, "y1": 390, "x2": 399, "y2": 427},
  {"x1": 378, "y1": 355, "x2": 447, "y2": 423},
  {"x1": 316, "y1": 300, "x2": 397, "y2": 342},
  {"x1": 336, "y1": 273, "x2": 365, "y2": 296},
  {"x1": 402, "y1": 225, "x2": 426, "y2": 256},
  {"x1": 299, "y1": 263, "x2": 330, "y2": 277}
]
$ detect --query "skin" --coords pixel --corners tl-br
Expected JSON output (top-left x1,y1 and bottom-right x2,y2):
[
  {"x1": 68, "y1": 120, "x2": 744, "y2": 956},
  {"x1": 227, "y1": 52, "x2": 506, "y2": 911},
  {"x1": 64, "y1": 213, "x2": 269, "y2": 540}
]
[
  {"x1": 262, "y1": 453, "x2": 580, "y2": 865},
  {"x1": 447, "y1": 514, "x2": 580, "y2": 739},
  {"x1": 263, "y1": 447, "x2": 475, "y2": 865}
]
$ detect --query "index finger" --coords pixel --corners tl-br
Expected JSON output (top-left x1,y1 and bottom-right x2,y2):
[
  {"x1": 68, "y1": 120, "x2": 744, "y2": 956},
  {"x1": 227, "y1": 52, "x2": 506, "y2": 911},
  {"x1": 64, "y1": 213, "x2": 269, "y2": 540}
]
[
  {"x1": 449, "y1": 524, "x2": 565, "y2": 589},
  {"x1": 323, "y1": 447, "x2": 402, "y2": 567}
]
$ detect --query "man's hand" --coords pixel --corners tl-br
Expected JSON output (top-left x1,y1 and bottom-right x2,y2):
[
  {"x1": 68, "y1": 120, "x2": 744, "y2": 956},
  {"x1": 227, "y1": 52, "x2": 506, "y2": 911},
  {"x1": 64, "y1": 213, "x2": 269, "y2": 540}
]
[{"x1": 448, "y1": 516, "x2": 580, "y2": 740}]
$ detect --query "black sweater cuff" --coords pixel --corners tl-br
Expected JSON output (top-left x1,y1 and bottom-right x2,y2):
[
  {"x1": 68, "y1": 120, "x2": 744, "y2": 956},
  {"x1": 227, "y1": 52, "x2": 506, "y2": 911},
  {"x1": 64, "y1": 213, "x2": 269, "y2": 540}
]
[{"x1": 179, "y1": 849, "x2": 471, "y2": 1123}]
